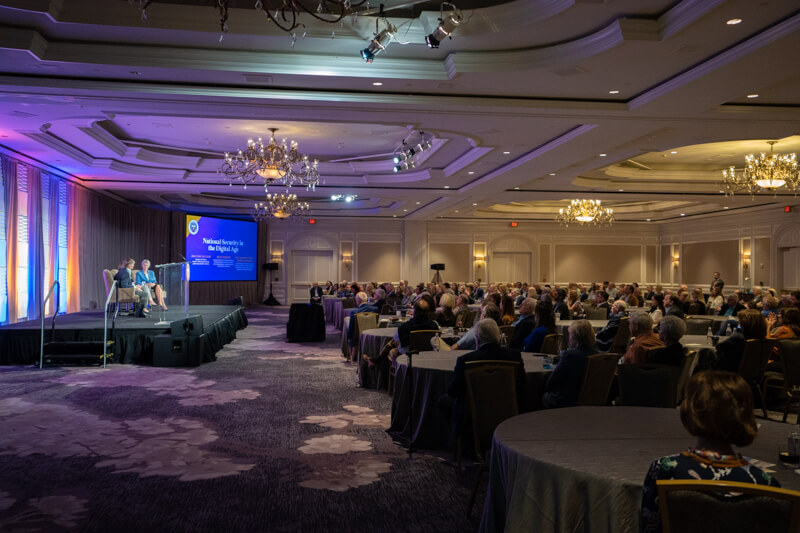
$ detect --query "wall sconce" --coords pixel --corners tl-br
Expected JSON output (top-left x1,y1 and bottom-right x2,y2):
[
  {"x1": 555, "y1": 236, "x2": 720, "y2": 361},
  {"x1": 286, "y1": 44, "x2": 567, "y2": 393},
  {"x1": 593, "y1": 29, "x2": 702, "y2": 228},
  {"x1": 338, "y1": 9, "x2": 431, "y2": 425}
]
[
  {"x1": 742, "y1": 252, "x2": 751, "y2": 270},
  {"x1": 672, "y1": 255, "x2": 680, "y2": 268},
  {"x1": 271, "y1": 253, "x2": 282, "y2": 262},
  {"x1": 474, "y1": 254, "x2": 485, "y2": 264},
  {"x1": 341, "y1": 254, "x2": 352, "y2": 265}
]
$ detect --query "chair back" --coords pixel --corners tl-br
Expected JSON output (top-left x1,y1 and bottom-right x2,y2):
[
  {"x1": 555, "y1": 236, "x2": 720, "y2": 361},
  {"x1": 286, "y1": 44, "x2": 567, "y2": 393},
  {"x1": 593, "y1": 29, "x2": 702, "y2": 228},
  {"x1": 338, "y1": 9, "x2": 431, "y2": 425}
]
[
  {"x1": 618, "y1": 363, "x2": 681, "y2": 407},
  {"x1": 380, "y1": 304, "x2": 394, "y2": 315},
  {"x1": 407, "y1": 330, "x2": 438, "y2": 353},
  {"x1": 687, "y1": 302, "x2": 706, "y2": 316},
  {"x1": 463, "y1": 310, "x2": 478, "y2": 328},
  {"x1": 540, "y1": 334, "x2": 563, "y2": 355},
  {"x1": 779, "y1": 339, "x2": 800, "y2": 390},
  {"x1": 341, "y1": 298, "x2": 356, "y2": 309},
  {"x1": 685, "y1": 317, "x2": 713, "y2": 335},
  {"x1": 103, "y1": 269, "x2": 114, "y2": 294},
  {"x1": 587, "y1": 307, "x2": 608, "y2": 320},
  {"x1": 464, "y1": 361, "x2": 520, "y2": 459},
  {"x1": 675, "y1": 349, "x2": 698, "y2": 404},
  {"x1": 576, "y1": 353, "x2": 619, "y2": 406},
  {"x1": 656, "y1": 479, "x2": 800, "y2": 533},
  {"x1": 499, "y1": 325, "x2": 515, "y2": 339},
  {"x1": 352, "y1": 312, "x2": 379, "y2": 347},
  {"x1": 738, "y1": 339, "x2": 776, "y2": 384},
  {"x1": 610, "y1": 317, "x2": 631, "y2": 354}
]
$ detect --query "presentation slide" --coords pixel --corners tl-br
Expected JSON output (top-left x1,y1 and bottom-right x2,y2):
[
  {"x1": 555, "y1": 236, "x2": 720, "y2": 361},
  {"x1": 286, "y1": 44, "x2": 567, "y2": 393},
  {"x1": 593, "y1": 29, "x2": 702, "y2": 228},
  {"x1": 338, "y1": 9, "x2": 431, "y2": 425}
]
[{"x1": 185, "y1": 215, "x2": 257, "y2": 282}]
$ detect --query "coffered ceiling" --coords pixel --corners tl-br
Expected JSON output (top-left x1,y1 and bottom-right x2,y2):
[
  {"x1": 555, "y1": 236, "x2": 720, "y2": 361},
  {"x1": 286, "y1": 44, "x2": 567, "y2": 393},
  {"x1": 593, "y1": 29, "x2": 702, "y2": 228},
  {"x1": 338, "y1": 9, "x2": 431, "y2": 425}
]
[{"x1": 0, "y1": 0, "x2": 799, "y2": 223}]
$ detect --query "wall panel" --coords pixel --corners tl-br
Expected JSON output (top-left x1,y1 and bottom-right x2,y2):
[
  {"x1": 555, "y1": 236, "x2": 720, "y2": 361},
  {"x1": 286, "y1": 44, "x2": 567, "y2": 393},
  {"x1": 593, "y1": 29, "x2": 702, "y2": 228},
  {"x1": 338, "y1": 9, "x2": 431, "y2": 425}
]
[
  {"x1": 357, "y1": 242, "x2": 401, "y2": 282},
  {"x1": 681, "y1": 240, "x2": 738, "y2": 286},
  {"x1": 554, "y1": 244, "x2": 641, "y2": 283},
  {"x1": 754, "y1": 237, "x2": 771, "y2": 287},
  {"x1": 429, "y1": 243, "x2": 470, "y2": 282}
]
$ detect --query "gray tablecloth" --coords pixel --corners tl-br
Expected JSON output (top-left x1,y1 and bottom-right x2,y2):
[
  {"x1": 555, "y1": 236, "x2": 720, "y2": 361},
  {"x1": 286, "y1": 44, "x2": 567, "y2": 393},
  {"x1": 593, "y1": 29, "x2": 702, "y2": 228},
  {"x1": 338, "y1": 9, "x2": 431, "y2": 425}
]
[
  {"x1": 359, "y1": 327, "x2": 398, "y2": 362},
  {"x1": 323, "y1": 297, "x2": 341, "y2": 325},
  {"x1": 331, "y1": 300, "x2": 347, "y2": 330},
  {"x1": 388, "y1": 351, "x2": 552, "y2": 451},
  {"x1": 556, "y1": 319, "x2": 608, "y2": 336},
  {"x1": 479, "y1": 406, "x2": 800, "y2": 533}
]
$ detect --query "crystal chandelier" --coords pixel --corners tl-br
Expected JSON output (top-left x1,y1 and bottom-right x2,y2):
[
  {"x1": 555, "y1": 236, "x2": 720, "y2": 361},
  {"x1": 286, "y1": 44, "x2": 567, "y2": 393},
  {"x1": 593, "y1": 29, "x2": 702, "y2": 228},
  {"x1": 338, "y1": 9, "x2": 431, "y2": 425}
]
[
  {"x1": 556, "y1": 199, "x2": 614, "y2": 227},
  {"x1": 219, "y1": 128, "x2": 320, "y2": 191},
  {"x1": 252, "y1": 193, "x2": 310, "y2": 221},
  {"x1": 721, "y1": 141, "x2": 799, "y2": 197}
]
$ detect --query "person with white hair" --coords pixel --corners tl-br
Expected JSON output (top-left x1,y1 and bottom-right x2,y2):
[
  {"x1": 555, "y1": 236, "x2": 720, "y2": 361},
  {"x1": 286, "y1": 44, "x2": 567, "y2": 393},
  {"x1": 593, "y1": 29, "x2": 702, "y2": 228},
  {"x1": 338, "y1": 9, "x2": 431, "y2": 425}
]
[
  {"x1": 444, "y1": 319, "x2": 525, "y2": 432},
  {"x1": 622, "y1": 312, "x2": 663, "y2": 364},
  {"x1": 648, "y1": 315, "x2": 687, "y2": 366},
  {"x1": 595, "y1": 300, "x2": 627, "y2": 352}
]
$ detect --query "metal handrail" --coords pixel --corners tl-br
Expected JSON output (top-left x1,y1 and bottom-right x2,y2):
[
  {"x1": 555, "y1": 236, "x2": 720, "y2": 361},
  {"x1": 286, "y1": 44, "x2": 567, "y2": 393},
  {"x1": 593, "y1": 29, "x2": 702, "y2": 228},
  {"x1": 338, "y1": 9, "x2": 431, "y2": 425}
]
[
  {"x1": 39, "y1": 280, "x2": 60, "y2": 369},
  {"x1": 103, "y1": 280, "x2": 118, "y2": 369}
]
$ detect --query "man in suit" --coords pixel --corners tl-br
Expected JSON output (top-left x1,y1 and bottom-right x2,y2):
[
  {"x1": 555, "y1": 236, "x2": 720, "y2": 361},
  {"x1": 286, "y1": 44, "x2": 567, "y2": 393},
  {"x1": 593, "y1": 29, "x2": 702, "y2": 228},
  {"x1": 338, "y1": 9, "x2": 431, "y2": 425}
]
[
  {"x1": 595, "y1": 300, "x2": 627, "y2": 352},
  {"x1": 394, "y1": 295, "x2": 439, "y2": 355},
  {"x1": 509, "y1": 298, "x2": 537, "y2": 349},
  {"x1": 345, "y1": 291, "x2": 380, "y2": 350},
  {"x1": 113, "y1": 258, "x2": 149, "y2": 316},
  {"x1": 710, "y1": 271, "x2": 724, "y2": 293},
  {"x1": 542, "y1": 319, "x2": 599, "y2": 408},
  {"x1": 664, "y1": 293, "x2": 686, "y2": 320},
  {"x1": 595, "y1": 291, "x2": 610, "y2": 311},
  {"x1": 445, "y1": 319, "x2": 525, "y2": 432},
  {"x1": 309, "y1": 281, "x2": 324, "y2": 304},
  {"x1": 372, "y1": 288, "x2": 387, "y2": 312}
]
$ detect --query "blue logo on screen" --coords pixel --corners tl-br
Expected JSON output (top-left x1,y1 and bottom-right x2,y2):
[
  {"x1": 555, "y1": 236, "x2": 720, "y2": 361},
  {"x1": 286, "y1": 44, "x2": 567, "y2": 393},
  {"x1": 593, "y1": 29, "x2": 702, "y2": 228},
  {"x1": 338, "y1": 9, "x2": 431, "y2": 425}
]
[{"x1": 188, "y1": 219, "x2": 199, "y2": 235}]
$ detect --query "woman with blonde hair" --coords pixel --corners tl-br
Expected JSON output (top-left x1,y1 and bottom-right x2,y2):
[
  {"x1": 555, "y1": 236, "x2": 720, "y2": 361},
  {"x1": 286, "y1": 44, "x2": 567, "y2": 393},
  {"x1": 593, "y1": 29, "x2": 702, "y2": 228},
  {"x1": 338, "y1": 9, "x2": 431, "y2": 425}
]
[{"x1": 434, "y1": 292, "x2": 457, "y2": 328}]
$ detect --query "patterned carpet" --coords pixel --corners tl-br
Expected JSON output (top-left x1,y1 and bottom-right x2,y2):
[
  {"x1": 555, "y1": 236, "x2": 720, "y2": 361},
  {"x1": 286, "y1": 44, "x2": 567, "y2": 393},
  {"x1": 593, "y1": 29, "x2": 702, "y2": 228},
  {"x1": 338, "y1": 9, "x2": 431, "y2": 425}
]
[{"x1": 0, "y1": 306, "x2": 481, "y2": 532}]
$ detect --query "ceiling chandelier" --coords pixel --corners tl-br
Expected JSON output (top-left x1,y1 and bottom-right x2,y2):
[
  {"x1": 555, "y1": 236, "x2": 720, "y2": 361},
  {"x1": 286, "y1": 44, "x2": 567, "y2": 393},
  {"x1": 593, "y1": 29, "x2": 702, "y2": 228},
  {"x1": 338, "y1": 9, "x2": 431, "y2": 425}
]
[
  {"x1": 138, "y1": 1, "x2": 370, "y2": 40},
  {"x1": 556, "y1": 199, "x2": 614, "y2": 227},
  {"x1": 721, "y1": 141, "x2": 799, "y2": 197},
  {"x1": 219, "y1": 128, "x2": 320, "y2": 191},
  {"x1": 252, "y1": 193, "x2": 310, "y2": 221}
]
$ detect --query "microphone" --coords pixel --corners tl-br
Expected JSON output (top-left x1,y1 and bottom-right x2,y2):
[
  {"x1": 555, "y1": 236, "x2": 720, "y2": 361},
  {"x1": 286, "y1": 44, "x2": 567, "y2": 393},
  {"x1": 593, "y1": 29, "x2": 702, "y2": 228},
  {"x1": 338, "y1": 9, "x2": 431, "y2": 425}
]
[{"x1": 177, "y1": 252, "x2": 187, "y2": 261}]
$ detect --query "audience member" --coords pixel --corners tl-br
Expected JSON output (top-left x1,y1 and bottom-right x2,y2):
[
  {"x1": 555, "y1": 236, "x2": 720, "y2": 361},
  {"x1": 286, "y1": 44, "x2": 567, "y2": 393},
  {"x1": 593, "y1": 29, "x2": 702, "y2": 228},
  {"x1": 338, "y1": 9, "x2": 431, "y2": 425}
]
[
  {"x1": 710, "y1": 271, "x2": 725, "y2": 292},
  {"x1": 345, "y1": 291, "x2": 379, "y2": 351},
  {"x1": 309, "y1": 281, "x2": 324, "y2": 304},
  {"x1": 712, "y1": 309, "x2": 767, "y2": 372},
  {"x1": 541, "y1": 320, "x2": 598, "y2": 408},
  {"x1": 508, "y1": 298, "x2": 537, "y2": 350},
  {"x1": 500, "y1": 294, "x2": 516, "y2": 326},
  {"x1": 522, "y1": 301, "x2": 557, "y2": 353},
  {"x1": 453, "y1": 303, "x2": 502, "y2": 351},
  {"x1": 663, "y1": 293, "x2": 685, "y2": 320},
  {"x1": 648, "y1": 293, "x2": 665, "y2": 324},
  {"x1": 434, "y1": 292, "x2": 457, "y2": 328},
  {"x1": 622, "y1": 312, "x2": 663, "y2": 364},
  {"x1": 595, "y1": 300, "x2": 627, "y2": 352},
  {"x1": 641, "y1": 371, "x2": 779, "y2": 533},
  {"x1": 767, "y1": 307, "x2": 800, "y2": 339},
  {"x1": 649, "y1": 315, "x2": 687, "y2": 366}
]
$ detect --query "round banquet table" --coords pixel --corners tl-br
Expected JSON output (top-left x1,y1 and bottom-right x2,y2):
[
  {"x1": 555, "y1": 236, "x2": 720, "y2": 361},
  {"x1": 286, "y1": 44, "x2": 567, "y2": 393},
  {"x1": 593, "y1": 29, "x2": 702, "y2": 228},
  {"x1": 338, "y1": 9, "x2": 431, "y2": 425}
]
[
  {"x1": 387, "y1": 351, "x2": 552, "y2": 451},
  {"x1": 322, "y1": 297, "x2": 342, "y2": 325},
  {"x1": 479, "y1": 406, "x2": 800, "y2": 533},
  {"x1": 555, "y1": 319, "x2": 607, "y2": 336},
  {"x1": 359, "y1": 327, "x2": 398, "y2": 363}
]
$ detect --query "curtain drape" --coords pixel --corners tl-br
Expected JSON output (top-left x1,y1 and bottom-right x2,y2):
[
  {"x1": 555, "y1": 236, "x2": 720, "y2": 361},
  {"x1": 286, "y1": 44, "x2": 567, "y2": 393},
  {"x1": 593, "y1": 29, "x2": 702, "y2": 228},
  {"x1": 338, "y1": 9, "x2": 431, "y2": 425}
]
[
  {"x1": 2, "y1": 156, "x2": 18, "y2": 324},
  {"x1": 26, "y1": 167, "x2": 43, "y2": 320},
  {"x1": 47, "y1": 176, "x2": 59, "y2": 314},
  {"x1": 66, "y1": 182, "x2": 82, "y2": 313}
]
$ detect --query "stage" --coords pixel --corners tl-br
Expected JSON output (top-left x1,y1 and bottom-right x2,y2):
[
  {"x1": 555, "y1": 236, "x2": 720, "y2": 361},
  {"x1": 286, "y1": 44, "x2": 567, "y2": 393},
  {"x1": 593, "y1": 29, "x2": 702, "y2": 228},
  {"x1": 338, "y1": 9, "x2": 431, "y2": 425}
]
[{"x1": 0, "y1": 305, "x2": 248, "y2": 365}]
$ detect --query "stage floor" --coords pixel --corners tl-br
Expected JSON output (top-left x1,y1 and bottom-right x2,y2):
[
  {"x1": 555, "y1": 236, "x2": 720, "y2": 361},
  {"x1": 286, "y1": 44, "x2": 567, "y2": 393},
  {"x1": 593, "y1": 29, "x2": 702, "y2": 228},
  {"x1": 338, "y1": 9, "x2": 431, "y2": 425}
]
[{"x1": 0, "y1": 305, "x2": 248, "y2": 365}]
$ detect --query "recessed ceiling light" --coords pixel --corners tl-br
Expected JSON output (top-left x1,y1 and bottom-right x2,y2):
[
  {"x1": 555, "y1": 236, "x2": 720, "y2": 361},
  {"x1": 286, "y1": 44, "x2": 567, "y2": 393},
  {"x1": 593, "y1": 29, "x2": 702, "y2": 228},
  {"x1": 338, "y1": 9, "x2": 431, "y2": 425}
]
[
  {"x1": 467, "y1": 171, "x2": 475, "y2": 175},
  {"x1": 646, "y1": 218, "x2": 651, "y2": 222},
  {"x1": 454, "y1": 210, "x2": 459, "y2": 213},
  {"x1": 680, "y1": 213, "x2": 686, "y2": 216},
  {"x1": 549, "y1": 173, "x2": 556, "y2": 176},
  {"x1": 747, "y1": 94, "x2": 759, "y2": 98},
  {"x1": 514, "y1": 187, "x2": 520, "y2": 190},
  {"x1": 670, "y1": 151, "x2": 678, "y2": 154},
  {"x1": 444, "y1": 185, "x2": 450, "y2": 189},
  {"x1": 618, "y1": 189, "x2": 624, "y2": 192},
  {"x1": 403, "y1": 209, "x2": 408, "y2": 212},
  {"x1": 723, "y1": 206, "x2": 729, "y2": 210},
  {"x1": 392, "y1": 215, "x2": 397, "y2": 218},
  {"x1": 726, "y1": 18, "x2": 742, "y2": 25},
  {"x1": 415, "y1": 201, "x2": 421, "y2": 205},
  {"x1": 472, "y1": 203, "x2": 477, "y2": 206},
  {"x1": 503, "y1": 151, "x2": 510, "y2": 155},
  {"x1": 599, "y1": 153, "x2": 607, "y2": 157},
  {"x1": 372, "y1": 82, "x2": 383, "y2": 86},
  {"x1": 609, "y1": 90, "x2": 619, "y2": 94}
]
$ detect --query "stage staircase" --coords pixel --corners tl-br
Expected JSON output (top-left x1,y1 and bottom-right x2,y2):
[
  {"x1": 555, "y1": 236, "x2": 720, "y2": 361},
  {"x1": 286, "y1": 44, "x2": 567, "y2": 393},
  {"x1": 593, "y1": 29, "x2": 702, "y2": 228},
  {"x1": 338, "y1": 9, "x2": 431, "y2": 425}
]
[{"x1": 39, "y1": 281, "x2": 116, "y2": 368}]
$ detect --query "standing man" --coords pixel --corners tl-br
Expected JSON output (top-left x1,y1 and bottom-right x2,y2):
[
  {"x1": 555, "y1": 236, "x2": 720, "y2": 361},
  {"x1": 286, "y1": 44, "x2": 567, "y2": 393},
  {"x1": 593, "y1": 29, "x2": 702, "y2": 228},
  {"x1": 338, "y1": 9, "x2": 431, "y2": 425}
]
[{"x1": 710, "y1": 271, "x2": 724, "y2": 293}]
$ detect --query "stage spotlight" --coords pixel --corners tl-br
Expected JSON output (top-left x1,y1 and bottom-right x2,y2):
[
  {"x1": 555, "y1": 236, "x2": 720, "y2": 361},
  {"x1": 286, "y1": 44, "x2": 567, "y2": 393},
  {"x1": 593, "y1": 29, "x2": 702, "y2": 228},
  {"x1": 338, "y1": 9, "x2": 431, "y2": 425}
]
[
  {"x1": 426, "y1": 2, "x2": 464, "y2": 49},
  {"x1": 361, "y1": 23, "x2": 397, "y2": 63},
  {"x1": 330, "y1": 194, "x2": 339, "y2": 201},
  {"x1": 344, "y1": 195, "x2": 354, "y2": 202}
]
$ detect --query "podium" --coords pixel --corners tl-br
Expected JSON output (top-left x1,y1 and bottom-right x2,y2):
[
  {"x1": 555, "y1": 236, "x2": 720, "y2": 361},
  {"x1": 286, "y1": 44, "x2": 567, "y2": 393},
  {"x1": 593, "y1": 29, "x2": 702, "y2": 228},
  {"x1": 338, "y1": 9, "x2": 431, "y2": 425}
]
[{"x1": 154, "y1": 261, "x2": 190, "y2": 324}]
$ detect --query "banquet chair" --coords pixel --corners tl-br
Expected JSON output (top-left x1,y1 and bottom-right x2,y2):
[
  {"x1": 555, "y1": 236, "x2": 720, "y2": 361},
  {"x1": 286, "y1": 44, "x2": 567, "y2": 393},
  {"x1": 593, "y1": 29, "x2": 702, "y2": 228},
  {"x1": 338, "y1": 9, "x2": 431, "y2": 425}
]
[
  {"x1": 341, "y1": 298, "x2": 355, "y2": 309},
  {"x1": 687, "y1": 302, "x2": 706, "y2": 316},
  {"x1": 462, "y1": 310, "x2": 478, "y2": 329},
  {"x1": 587, "y1": 307, "x2": 608, "y2": 320},
  {"x1": 350, "y1": 312, "x2": 378, "y2": 363},
  {"x1": 738, "y1": 338, "x2": 777, "y2": 418},
  {"x1": 463, "y1": 360, "x2": 520, "y2": 517},
  {"x1": 609, "y1": 317, "x2": 631, "y2": 354},
  {"x1": 499, "y1": 325, "x2": 515, "y2": 342},
  {"x1": 539, "y1": 334, "x2": 563, "y2": 356},
  {"x1": 102, "y1": 269, "x2": 137, "y2": 314},
  {"x1": 685, "y1": 317, "x2": 713, "y2": 335},
  {"x1": 763, "y1": 339, "x2": 800, "y2": 423},
  {"x1": 380, "y1": 304, "x2": 394, "y2": 315},
  {"x1": 656, "y1": 479, "x2": 800, "y2": 533},
  {"x1": 618, "y1": 363, "x2": 681, "y2": 407},
  {"x1": 675, "y1": 349, "x2": 698, "y2": 404},
  {"x1": 407, "y1": 330, "x2": 438, "y2": 353},
  {"x1": 576, "y1": 353, "x2": 619, "y2": 406}
]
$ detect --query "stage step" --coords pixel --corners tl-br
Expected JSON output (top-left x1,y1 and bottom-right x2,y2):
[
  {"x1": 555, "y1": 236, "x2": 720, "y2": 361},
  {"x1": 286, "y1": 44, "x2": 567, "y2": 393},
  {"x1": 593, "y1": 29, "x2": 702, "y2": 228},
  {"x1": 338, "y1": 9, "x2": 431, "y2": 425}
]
[{"x1": 42, "y1": 341, "x2": 114, "y2": 366}]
